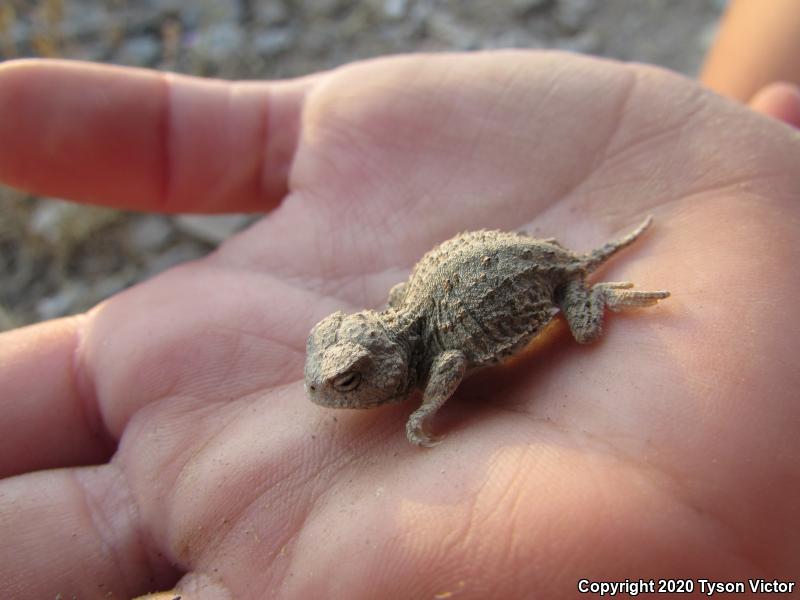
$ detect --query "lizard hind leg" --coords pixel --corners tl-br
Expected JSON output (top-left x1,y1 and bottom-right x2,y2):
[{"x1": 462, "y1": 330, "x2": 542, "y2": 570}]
[{"x1": 558, "y1": 279, "x2": 669, "y2": 344}]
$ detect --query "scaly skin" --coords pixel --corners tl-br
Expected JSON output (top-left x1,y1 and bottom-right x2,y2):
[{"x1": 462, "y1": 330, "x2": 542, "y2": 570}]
[{"x1": 305, "y1": 217, "x2": 669, "y2": 446}]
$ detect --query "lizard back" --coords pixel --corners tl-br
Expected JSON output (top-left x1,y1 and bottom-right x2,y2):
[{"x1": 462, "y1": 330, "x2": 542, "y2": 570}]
[{"x1": 399, "y1": 230, "x2": 577, "y2": 365}]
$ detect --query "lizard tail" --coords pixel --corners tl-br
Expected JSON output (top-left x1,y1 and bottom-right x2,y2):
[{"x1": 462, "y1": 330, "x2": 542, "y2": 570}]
[{"x1": 580, "y1": 215, "x2": 653, "y2": 273}]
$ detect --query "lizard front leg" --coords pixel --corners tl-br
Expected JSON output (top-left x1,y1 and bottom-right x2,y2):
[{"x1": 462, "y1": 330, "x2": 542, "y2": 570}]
[{"x1": 406, "y1": 350, "x2": 467, "y2": 447}]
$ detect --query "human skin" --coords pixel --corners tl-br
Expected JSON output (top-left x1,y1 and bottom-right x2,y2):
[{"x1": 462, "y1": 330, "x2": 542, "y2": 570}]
[
  {"x1": 701, "y1": 0, "x2": 800, "y2": 101},
  {"x1": 702, "y1": 0, "x2": 800, "y2": 128},
  {"x1": 0, "y1": 52, "x2": 799, "y2": 599}
]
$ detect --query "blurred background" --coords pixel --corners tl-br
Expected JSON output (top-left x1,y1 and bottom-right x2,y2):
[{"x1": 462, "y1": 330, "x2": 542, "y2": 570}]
[{"x1": 0, "y1": 0, "x2": 725, "y2": 330}]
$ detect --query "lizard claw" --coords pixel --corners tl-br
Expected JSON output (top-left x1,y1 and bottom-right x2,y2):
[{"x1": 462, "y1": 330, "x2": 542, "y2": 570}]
[
  {"x1": 417, "y1": 432, "x2": 446, "y2": 448},
  {"x1": 406, "y1": 420, "x2": 445, "y2": 448}
]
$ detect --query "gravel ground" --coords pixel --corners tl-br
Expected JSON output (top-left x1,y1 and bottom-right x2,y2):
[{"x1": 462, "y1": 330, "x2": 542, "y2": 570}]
[{"x1": 0, "y1": 0, "x2": 725, "y2": 329}]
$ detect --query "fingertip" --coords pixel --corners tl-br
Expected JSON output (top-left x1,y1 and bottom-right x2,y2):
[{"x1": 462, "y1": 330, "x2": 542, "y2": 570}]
[
  {"x1": 748, "y1": 82, "x2": 800, "y2": 129},
  {"x1": 0, "y1": 59, "x2": 314, "y2": 213},
  {"x1": 0, "y1": 59, "x2": 167, "y2": 208}
]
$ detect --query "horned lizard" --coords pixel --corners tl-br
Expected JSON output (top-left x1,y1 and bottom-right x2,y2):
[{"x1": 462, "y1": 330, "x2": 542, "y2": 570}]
[{"x1": 304, "y1": 216, "x2": 669, "y2": 447}]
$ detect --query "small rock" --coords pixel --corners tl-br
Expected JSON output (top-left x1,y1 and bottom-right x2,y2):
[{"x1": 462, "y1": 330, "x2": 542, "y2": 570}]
[
  {"x1": 58, "y1": 0, "x2": 113, "y2": 39},
  {"x1": 253, "y1": 0, "x2": 291, "y2": 26},
  {"x1": 298, "y1": 0, "x2": 346, "y2": 19},
  {"x1": 35, "y1": 284, "x2": 86, "y2": 321},
  {"x1": 10, "y1": 17, "x2": 31, "y2": 46},
  {"x1": 444, "y1": 2, "x2": 505, "y2": 26},
  {"x1": 91, "y1": 274, "x2": 133, "y2": 301},
  {"x1": 115, "y1": 34, "x2": 161, "y2": 66},
  {"x1": 189, "y1": 22, "x2": 245, "y2": 62},
  {"x1": 552, "y1": 30, "x2": 599, "y2": 53},
  {"x1": 66, "y1": 38, "x2": 113, "y2": 62},
  {"x1": 383, "y1": 0, "x2": 409, "y2": 20},
  {"x1": 180, "y1": 0, "x2": 242, "y2": 28},
  {"x1": 0, "y1": 304, "x2": 16, "y2": 332},
  {"x1": 29, "y1": 200, "x2": 121, "y2": 246},
  {"x1": 174, "y1": 214, "x2": 251, "y2": 245},
  {"x1": 110, "y1": 4, "x2": 165, "y2": 32},
  {"x1": 137, "y1": 0, "x2": 181, "y2": 12},
  {"x1": 425, "y1": 13, "x2": 480, "y2": 50},
  {"x1": 29, "y1": 202, "x2": 69, "y2": 245},
  {"x1": 512, "y1": 0, "x2": 554, "y2": 15},
  {"x1": 127, "y1": 216, "x2": 174, "y2": 251},
  {"x1": 553, "y1": 0, "x2": 596, "y2": 33},
  {"x1": 408, "y1": 0, "x2": 434, "y2": 22},
  {"x1": 481, "y1": 30, "x2": 546, "y2": 50},
  {"x1": 252, "y1": 27, "x2": 295, "y2": 56}
]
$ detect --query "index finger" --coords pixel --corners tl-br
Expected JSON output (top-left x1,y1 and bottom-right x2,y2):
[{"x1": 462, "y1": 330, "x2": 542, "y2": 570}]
[{"x1": 0, "y1": 59, "x2": 313, "y2": 213}]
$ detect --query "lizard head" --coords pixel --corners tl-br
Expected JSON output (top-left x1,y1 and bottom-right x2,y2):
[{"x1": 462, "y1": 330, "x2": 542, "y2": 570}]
[{"x1": 304, "y1": 310, "x2": 410, "y2": 409}]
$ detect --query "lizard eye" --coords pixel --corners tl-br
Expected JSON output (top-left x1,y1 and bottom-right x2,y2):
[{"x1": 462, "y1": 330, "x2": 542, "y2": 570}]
[{"x1": 333, "y1": 371, "x2": 361, "y2": 392}]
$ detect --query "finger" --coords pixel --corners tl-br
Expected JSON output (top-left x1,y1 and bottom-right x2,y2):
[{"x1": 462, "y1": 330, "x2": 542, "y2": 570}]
[
  {"x1": 748, "y1": 82, "x2": 800, "y2": 129},
  {"x1": 0, "y1": 317, "x2": 113, "y2": 478},
  {"x1": 0, "y1": 59, "x2": 313, "y2": 213},
  {"x1": 0, "y1": 465, "x2": 179, "y2": 598}
]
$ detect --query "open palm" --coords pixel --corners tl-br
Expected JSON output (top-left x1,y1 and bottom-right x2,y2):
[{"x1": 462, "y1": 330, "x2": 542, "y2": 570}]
[{"x1": 1, "y1": 52, "x2": 798, "y2": 599}]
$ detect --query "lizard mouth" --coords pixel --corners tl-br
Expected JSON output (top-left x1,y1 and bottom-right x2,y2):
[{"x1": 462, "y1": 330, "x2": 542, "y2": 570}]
[{"x1": 306, "y1": 385, "x2": 411, "y2": 409}]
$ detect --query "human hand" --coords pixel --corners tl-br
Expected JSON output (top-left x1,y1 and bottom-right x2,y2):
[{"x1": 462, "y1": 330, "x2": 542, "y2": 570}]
[{"x1": 1, "y1": 52, "x2": 798, "y2": 599}]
